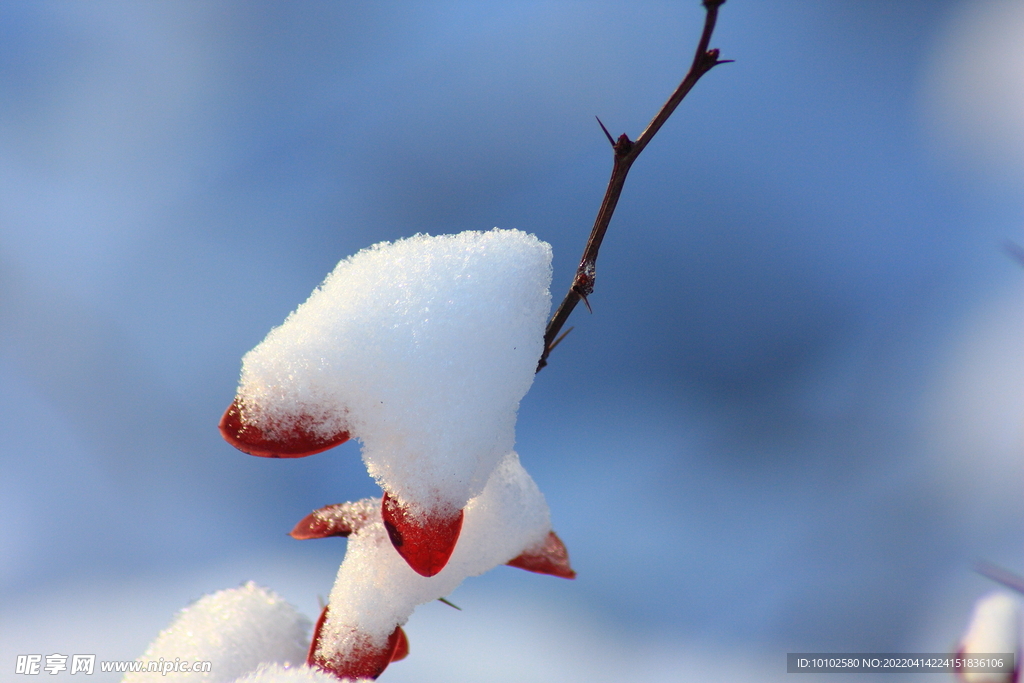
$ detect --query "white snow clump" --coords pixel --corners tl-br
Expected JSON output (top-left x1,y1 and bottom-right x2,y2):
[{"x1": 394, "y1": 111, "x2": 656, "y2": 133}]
[
  {"x1": 123, "y1": 582, "x2": 310, "y2": 683},
  {"x1": 236, "y1": 229, "x2": 552, "y2": 515},
  {"x1": 316, "y1": 450, "x2": 552, "y2": 662},
  {"x1": 232, "y1": 663, "x2": 361, "y2": 683}
]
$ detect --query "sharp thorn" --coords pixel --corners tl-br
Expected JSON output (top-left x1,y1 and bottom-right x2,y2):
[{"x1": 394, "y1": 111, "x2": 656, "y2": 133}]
[
  {"x1": 596, "y1": 116, "x2": 616, "y2": 148},
  {"x1": 580, "y1": 293, "x2": 593, "y2": 314},
  {"x1": 976, "y1": 560, "x2": 1024, "y2": 595},
  {"x1": 437, "y1": 597, "x2": 462, "y2": 611},
  {"x1": 549, "y1": 326, "x2": 574, "y2": 352}
]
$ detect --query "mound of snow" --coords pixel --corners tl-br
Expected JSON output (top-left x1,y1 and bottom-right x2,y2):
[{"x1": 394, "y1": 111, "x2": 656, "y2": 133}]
[
  {"x1": 232, "y1": 229, "x2": 550, "y2": 509},
  {"x1": 312, "y1": 452, "x2": 559, "y2": 678},
  {"x1": 233, "y1": 663, "x2": 357, "y2": 683},
  {"x1": 224, "y1": 229, "x2": 553, "y2": 576},
  {"x1": 123, "y1": 582, "x2": 310, "y2": 683}
]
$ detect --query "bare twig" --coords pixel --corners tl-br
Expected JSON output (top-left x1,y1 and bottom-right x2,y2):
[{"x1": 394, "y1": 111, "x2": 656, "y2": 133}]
[
  {"x1": 976, "y1": 560, "x2": 1024, "y2": 595},
  {"x1": 537, "y1": 0, "x2": 730, "y2": 372},
  {"x1": 1003, "y1": 240, "x2": 1024, "y2": 268}
]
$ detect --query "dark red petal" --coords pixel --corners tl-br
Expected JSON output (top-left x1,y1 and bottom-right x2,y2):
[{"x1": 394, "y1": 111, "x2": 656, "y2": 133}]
[
  {"x1": 381, "y1": 492, "x2": 464, "y2": 577},
  {"x1": 290, "y1": 500, "x2": 378, "y2": 540},
  {"x1": 308, "y1": 606, "x2": 405, "y2": 681},
  {"x1": 507, "y1": 531, "x2": 577, "y2": 579},
  {"x1": 219, "y1": 398, "x2": 349, "y2": 458},
  {"x1": 307, "y1": 605, "x2": 329, "y2": 667},
  {"x1": 390, "y1": 626, "x2": 410, "y2": 663}
]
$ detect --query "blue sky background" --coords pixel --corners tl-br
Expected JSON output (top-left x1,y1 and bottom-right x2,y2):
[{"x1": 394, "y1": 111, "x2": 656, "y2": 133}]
[{"x1": 4, "y1": 2, "x2": 1024, "y2": 681}]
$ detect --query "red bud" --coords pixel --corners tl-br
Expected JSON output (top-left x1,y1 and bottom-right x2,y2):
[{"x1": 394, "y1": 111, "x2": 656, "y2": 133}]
[
  {"x1": 219, "y1": 398, "x2": 349, "y2": 458},
  {"x1": 381, "y1": 492, "x2": 464, "y2": 577}
]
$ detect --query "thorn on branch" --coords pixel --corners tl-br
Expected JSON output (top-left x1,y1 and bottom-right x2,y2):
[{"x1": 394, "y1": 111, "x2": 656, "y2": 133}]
[
  {"x1": 549, "y1": 326, "x2": 574, "y2": 352},
  {"x1": 596, "y1": 117, "x2": 616, "y2": 148},
  {"x1": 572, "y1": 261, "x2": 596, "y2": 313},
  {"x1": 700, "y1": 48, "x2": 732, "y2": 72},
  {"x1": 573, "y1": 261, "x2": 595, "y2": 297},
  {"x1": 437, "y1": 597, "x2": 462, "y2": 610}
]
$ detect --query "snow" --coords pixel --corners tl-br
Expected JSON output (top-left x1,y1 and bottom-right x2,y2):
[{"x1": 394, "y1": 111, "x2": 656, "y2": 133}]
[
  {"x1": 210, "y1": 228, "x2": 569, "y2": 676},
  {"x1": 122, "y1": 582, "x2": 310, "y2": 683},
  {"x1": 232, "y1": 663, "x2": 362, "y2": 683},
  {"x1": 957, "y1": 592, "x2": 1019, "y2": 683},
  {"x1": 234, "y1": 229, "x2": 551, "y2": 519},
  {"x1": 315, "y1": 451, "x2": 552, "y2": 669}
]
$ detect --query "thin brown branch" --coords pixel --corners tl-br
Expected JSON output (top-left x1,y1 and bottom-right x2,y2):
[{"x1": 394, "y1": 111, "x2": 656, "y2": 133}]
[
  {"x1": 976, "y1": 560, "x2": 1024, "y2": 595},
  {"x1": 537, "y1": 0, "x2": 729, "y2": 372}
]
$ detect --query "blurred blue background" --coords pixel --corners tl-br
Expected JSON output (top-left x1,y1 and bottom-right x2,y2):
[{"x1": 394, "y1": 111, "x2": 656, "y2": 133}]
[{"x1": 4, "y1": 1, "x2": 1024, "y2": 681}]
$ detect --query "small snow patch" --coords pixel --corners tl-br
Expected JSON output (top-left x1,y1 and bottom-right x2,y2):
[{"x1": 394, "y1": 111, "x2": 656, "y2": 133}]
[{"x1": 123, "y1": 582, "x2": 310, "y2": 683}]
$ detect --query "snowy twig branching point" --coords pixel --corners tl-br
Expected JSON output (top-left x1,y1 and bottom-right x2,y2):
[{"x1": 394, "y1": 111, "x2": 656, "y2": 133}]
[{"x1": 128, "y1": 3, "x2": 730, "y2": 682}]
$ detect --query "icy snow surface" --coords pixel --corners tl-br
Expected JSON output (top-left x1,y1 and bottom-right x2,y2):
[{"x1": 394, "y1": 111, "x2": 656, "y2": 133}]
[
  {"x1": 317, "y1": 451, "x2": 552, "y2": 662},
  {"x1": 232, "y1": 664, "x2": 358, "y2": 683},
  {"x1": 123, "y1": 582, "x2": 310, "y2": 683},
  {"x1": 236, "y1": 229, "x2": 552, "y2": 515}
]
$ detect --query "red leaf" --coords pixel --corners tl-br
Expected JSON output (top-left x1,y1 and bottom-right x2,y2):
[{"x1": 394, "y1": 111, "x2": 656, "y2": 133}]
[
  {"x1": 308, "y1": 605, "x2": 407, "y2": 680},
  {"x1": 381, "y1": 492, "x2": 464, "y2": 577},
  {"x1": 290, "y1": 500, "x2": 378, "y2": 540},
  {"x1": 390, "y1": 626, "x2": 410, "y2": 663},
  {"x1": 306, "y1": 605, "x2": 329, "y2": 667},
  {"x1": 507, "y1": 531, "x2": 576, "y2": 579},
  {"x1": 219, "y1": 398, "x2": 349, "y2": 458}
]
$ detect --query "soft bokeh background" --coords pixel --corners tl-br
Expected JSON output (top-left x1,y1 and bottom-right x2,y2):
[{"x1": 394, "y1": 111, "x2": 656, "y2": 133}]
[{"x1": 3, "y1": 1, "x2": 1024, "y2": 681}]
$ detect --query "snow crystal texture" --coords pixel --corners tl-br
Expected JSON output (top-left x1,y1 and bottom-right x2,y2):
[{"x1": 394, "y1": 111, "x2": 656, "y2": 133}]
[
  {"x1": 237, "y1": 229, "x2": 552, "y2": 513},
  {"x1": 232, "y1": 663, "x2": 356, "y2": 683},
  {"x1": 123, "y1": 582, "x2": 310, "y2": 683},
  {"x1": 318, "y1": 451, "x2": 551, "y2": 658}
]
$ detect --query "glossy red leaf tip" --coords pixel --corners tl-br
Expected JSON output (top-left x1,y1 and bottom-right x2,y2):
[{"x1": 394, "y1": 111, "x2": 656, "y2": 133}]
[
  {"x1": 381, "y1": 492, "x2": 464, "y2": 577},
  {"x1": 308, "y1": 605, "x2": 407, "y2": 680},
  {"x1": 219, "y1": 397, "x2": 349, "y2": 458},
  {"x1": 507, "y1": 530, "x2": 577, "y2": 579},
  {"x1": 390, "y1": 626, "x2": 410, "y2": 663},
  {"x1": 290, "y1": 500, "x2": 378, "y2": 540}
]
